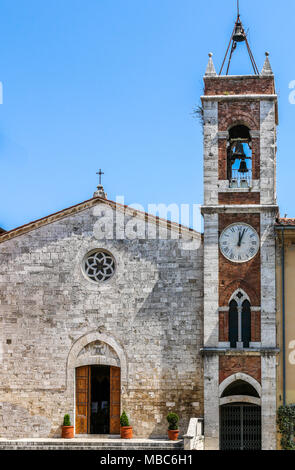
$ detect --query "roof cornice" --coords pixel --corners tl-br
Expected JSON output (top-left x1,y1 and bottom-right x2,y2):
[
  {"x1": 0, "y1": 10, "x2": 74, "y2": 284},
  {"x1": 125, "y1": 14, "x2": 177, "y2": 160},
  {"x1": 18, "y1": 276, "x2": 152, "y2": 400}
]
[
  {"x1": 202, "y1": 204, "x2": 279, "y2": 215},
  {"x1": 0, "y1": 196, "x2": 201, "y2": 244},
  {"x1": 201, "y1": 94, "x2": 277, "y2": 102}
]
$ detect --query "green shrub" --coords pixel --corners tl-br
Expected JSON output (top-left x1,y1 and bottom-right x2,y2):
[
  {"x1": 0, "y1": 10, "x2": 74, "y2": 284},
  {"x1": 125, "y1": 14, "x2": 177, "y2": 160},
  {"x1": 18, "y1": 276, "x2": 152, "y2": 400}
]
[
  {"x1": 277, "y1": 405, "x2": 295, "y2": 450},
  {"x1": 167, "y1": 412, "x2": 179, "y2": 430},
  {"x1": 63, "y1": 414, "x2": 71, "y2": 427},
  {"x1": 120, "y1": 411, "x2": 130, "y2": 427}
]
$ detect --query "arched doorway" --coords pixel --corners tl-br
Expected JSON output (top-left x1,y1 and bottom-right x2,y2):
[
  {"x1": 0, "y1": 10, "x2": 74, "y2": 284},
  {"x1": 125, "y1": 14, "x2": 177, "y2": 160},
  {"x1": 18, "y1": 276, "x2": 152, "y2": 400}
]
[
  {"x1": 67, "y1": 332, "x2": 127, "y2": 435},
  {"x1": 220, "y1": 378, "x2": 261, "y2": 450},
  {"x1": 76, "y1": 364, "x2": 120, "y2": 435}
]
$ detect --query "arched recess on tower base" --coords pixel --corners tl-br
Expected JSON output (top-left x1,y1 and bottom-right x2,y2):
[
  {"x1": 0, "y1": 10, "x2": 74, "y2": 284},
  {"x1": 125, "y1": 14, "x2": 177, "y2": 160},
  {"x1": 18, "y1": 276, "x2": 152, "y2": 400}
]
[{"x1": 219, "y1": 372, "x2": 261, "y2": 399}]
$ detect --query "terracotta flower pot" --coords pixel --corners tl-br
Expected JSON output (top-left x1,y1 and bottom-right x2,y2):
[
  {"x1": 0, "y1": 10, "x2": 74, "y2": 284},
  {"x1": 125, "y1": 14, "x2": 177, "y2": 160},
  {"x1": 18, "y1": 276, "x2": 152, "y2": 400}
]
[
  {"x1": 120, "y1": 426, "x2": 133, "y2": 439},
  {"x1": 62, "y1": 425, "x2": 75, "y2": 439},
  {"x1": 168, "y1": 429, "x2": 179, "y2": 441}
]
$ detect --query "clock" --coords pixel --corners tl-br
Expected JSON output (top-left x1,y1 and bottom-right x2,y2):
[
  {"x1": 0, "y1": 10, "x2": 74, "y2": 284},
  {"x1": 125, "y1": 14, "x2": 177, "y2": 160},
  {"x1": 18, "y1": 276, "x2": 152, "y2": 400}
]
[{"x1": 219, "y1": 223, "x2": 260, "y2": 263}]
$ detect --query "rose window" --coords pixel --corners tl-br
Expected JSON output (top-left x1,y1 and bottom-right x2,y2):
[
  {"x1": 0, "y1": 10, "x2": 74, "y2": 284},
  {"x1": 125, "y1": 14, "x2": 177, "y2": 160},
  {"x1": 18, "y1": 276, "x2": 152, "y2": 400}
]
[{"x1": 84, "y1": 250, "x2": 115, "y2": 282}]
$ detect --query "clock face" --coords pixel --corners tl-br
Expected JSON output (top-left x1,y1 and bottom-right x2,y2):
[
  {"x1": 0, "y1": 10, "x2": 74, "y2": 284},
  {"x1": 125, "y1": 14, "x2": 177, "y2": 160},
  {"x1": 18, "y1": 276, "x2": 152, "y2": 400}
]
[{"x1": 219, "y1": 223, "x2": 260, "y2": 263}]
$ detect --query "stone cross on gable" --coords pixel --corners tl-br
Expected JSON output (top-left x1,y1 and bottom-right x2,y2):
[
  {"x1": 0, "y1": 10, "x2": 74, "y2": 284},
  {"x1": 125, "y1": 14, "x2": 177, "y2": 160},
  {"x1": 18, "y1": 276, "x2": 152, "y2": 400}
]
[
  {"x1": 96, "y1": 169, "x2": 104, "y2": 186},
  {"x1": 93, "y1": 169, "x2": 107, "y2": 199}
]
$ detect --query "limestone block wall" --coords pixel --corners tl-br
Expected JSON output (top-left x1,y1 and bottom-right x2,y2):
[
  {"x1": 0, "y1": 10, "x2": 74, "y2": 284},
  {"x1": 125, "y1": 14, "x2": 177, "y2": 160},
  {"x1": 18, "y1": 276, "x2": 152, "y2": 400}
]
[
  {"x1": 0, "y1": 203, "x2": 204, "y2": 438},
  {"x1": 260, "y1": 100, "x2": 277, "y2": 205}
]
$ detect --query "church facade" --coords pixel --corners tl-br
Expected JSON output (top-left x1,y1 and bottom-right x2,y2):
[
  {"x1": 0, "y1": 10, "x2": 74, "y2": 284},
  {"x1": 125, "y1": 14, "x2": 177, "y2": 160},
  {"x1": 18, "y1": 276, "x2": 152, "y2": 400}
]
[
  {"x1": 0, "y1": 30, "x2": 282, "y2": 450},
  {"x1": 0, "y1": 197, "x2": 204, "y2": 439}
]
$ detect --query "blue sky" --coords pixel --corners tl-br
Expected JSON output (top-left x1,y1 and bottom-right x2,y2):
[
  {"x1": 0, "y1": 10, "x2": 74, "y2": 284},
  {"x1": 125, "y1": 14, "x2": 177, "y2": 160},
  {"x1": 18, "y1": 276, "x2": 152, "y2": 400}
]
[{"x1": 0, "y1": 0, "x2": 294, "y2": 230}]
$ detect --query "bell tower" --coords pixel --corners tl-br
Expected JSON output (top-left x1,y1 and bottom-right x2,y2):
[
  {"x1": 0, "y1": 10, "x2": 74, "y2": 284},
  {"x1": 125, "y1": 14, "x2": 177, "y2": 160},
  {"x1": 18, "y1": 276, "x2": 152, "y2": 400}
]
[{"x1": 201, "y1": 9, "x2": 278, "y2": 451}]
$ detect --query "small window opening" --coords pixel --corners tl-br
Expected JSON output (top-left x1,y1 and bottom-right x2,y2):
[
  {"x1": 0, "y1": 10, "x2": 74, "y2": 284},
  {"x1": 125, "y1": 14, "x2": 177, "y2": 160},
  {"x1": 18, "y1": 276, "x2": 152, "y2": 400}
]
[
  {"x1": 229, "y1": 290, "x2": 252, "y2": 349},
  {"x1": 227, "y1": 126, "x2": 252, "y2": 188}
]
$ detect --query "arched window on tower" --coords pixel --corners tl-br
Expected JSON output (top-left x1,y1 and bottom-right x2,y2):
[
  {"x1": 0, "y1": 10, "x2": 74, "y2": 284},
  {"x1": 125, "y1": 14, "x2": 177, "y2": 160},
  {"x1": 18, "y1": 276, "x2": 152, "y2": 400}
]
[
  {"x1": 227, "y1": 125, "x2": 252, "y2": 188},
  {"x1": 229, "y1": 290, "x2": 252, "y2": 348}
]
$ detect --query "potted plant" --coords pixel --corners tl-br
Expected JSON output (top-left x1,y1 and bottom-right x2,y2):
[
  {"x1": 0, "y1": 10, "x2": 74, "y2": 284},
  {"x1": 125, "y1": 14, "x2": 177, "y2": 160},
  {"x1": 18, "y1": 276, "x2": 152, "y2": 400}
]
[
  {"x1": 120, "y1": 411, "x2": 133, "y2": 439},
  {"x1": 167, "y1": 412, "x2": 179, "y2": 441},
  {"x1": 61, "y1": 414, "x2": 74, "y2": 439}
]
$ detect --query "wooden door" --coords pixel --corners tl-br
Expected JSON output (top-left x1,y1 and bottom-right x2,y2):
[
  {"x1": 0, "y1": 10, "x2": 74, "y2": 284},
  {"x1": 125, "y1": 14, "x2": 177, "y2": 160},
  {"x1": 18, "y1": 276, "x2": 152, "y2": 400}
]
[
  {"x1": 75, "y1": 366, "x2": 90, "y2": 434},
  {"x1": 110, "y1": 366, "x2": 121, "y2": 434}
]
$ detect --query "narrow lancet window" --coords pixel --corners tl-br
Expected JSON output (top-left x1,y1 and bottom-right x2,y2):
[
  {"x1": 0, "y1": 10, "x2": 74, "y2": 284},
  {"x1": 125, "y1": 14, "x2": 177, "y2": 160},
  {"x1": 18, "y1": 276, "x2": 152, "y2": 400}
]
[{"x1": 228, "y1": 290, "x2": 252, "y2": 348}]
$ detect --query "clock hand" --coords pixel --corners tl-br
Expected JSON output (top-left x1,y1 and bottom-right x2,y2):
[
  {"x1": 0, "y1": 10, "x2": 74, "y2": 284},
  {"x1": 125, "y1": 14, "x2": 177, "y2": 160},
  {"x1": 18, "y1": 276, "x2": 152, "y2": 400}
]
[
  {"x1": 237, "y1": 231, "x2": 242, "y2": 247},
  {"x1": 237, "y1": 229, "x2": 245, "y2": 247}
]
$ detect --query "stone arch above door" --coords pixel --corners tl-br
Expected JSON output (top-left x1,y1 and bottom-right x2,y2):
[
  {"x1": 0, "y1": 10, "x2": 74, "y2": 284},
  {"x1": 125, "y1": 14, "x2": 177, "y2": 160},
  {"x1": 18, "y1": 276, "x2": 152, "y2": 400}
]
[
  {"x1": 76, "y1": 340, "x2": 120, "y2": 368},
  {"x1": 66, "y1": 331, "x2": 128, "y2": 388},
  {"x1": 219, "y1": 372, "x2": 261, "y2": 398}
]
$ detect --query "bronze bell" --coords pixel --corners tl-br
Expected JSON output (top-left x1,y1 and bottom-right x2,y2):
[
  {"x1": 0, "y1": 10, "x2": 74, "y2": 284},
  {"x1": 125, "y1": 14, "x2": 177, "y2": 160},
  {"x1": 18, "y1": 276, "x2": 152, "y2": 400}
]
[
  {"x1": 238, "y1": 158, "x2": 249, "y2": 173},
  {"x1": 233, "y1": 22, "x2": 246, "y2": 43},
  {"x1": 232, "y1": 142, "x2": 245, "y2": 160}
]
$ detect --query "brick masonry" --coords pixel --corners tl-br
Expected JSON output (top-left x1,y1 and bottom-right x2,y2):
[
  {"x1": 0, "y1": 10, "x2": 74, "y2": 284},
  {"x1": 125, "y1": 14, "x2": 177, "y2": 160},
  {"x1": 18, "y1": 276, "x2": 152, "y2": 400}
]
[
  {"x1": 251, "y1": 311, "x2": 261, "y2": 343},
  {"x1": 204, "y1": 76, "x2": 275, "y2": 96},
  {"x1": 219, "y1": 356, "x2": 261, "y2": 384},
  {"x1": 252, "y1": 138, "x2": 260, "y2": 180},
  {"x1": 218, "y1": 193, "x2": 260, "y2": 205},
  {"x1": 219, "y1": 213, "x2": 261, "y2": 306},
  {"x1": 218, "y1": 138, "x2": 227, "y2": 181},
  {"x1": 218, "y1": 101, "x2": 260, "y2": 131},
  {"x1": 219, "y1": 312, "x2": 228, "y2": 343}
]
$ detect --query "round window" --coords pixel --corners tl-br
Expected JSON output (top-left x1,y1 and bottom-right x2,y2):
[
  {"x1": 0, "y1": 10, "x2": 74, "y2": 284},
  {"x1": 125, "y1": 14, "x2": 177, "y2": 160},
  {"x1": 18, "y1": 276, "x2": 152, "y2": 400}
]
[{"x1": 84, "y1": 250, "x2": 116, "y2": 283}]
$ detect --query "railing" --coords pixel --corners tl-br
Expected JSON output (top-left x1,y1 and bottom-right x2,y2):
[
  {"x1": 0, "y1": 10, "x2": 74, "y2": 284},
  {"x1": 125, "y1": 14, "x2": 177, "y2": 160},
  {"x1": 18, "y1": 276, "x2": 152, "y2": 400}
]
[
  {"x1": 183, "y1": 418, "x2": 204, "y2": 450},
  {"x1": 230, "y1": 169, "x2": 252, "y2": 188}
]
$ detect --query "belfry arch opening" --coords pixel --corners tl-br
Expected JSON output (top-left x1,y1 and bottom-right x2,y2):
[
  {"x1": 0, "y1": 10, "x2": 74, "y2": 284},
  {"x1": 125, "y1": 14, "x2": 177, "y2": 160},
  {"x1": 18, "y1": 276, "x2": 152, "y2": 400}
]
[{"x1": 227, "y1": 125, "x2": 252, "y2": 188}]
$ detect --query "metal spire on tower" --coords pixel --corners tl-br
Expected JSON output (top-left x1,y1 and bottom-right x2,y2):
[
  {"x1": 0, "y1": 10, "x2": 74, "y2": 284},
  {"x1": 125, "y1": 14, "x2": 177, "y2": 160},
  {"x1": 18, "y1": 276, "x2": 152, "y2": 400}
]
[{"x1": 219, "y1": 0, "x2": 259, "y2": 75}]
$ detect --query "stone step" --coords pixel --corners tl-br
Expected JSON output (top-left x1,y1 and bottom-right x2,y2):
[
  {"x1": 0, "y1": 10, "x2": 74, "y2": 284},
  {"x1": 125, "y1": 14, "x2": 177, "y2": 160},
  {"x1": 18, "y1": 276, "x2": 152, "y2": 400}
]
[{"x1": 0, "y1": 439, "x2": 184, "y2": 451}]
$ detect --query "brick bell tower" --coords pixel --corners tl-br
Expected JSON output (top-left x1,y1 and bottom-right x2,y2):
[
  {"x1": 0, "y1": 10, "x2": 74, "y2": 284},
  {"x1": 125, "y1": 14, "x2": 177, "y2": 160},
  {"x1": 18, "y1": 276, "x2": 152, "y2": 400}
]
[{"x1": 201, "y1": 12, "x2": 279, "y2": 451}]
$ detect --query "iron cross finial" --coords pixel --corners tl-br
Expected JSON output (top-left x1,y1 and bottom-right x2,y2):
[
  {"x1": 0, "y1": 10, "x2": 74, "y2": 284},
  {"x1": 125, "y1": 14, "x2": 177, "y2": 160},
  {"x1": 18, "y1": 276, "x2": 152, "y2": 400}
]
[{"x1": 96, "y1": 169, "x2": 104, "y2": 186}]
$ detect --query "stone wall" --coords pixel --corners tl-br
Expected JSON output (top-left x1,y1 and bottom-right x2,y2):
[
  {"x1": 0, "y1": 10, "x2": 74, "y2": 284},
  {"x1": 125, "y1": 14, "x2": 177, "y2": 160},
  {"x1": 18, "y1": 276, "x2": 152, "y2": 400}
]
[{"x1": 0, "y1": 202, "x2": 204, "y2": 438}]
